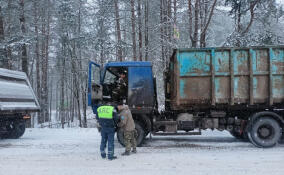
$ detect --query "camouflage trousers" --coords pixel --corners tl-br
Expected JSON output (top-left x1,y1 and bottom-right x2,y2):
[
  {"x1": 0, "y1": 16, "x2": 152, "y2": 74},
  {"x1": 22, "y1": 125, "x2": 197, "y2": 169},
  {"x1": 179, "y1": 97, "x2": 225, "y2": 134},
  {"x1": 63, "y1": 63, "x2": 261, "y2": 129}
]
[{"x1": 124, "y1": 130, "x2": 137, "y2": 152}]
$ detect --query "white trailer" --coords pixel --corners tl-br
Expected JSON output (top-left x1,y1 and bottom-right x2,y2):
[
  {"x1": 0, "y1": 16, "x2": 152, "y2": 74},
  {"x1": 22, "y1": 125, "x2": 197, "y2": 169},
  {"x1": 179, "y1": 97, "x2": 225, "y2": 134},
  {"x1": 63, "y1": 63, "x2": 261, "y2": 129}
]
[{"x1": 0, "y1": 68, "x2": 40, "y2": 138}]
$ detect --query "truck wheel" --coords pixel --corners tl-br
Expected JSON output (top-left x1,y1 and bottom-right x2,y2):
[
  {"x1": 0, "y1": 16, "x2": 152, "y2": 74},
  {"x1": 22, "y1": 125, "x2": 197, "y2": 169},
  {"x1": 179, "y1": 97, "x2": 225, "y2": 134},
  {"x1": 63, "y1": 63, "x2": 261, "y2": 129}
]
[
  {"x1": 4, "y1": 120, "x2": 26, "y2": 139},
  {"x1": 117, "y1": 121, "x2": 145, "y2": 147},
  {"x1": 248, "y1": 117, "x2": 282, "y2": 148}
]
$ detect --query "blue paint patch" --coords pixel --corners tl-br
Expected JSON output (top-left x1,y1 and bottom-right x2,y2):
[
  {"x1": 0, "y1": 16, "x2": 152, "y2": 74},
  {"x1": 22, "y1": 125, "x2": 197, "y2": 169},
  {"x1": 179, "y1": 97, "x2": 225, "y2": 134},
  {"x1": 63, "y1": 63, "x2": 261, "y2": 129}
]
[
  {"x1": 234, "y1": 77, "x2": 239, "y2": 97},
  {"x1": 215, "y1": 78, "x2": 220, "y2": 95},
  {"x1": 253, "y1": 77, "x2": 258, "y2": 98},
  {"x1": 180, "y1": 79, "x2": 186, "y2": 99},
  {"x1": 178, "y1": 51, "x2": 211, "y2": 76},
  {"x1": 234, "y1": 50, "x2": 248, "y2": 73},
  {"x1": 272, "y1": 49, "x2": 284, "y2": 73},
  {"x1": 250, "y1": 49, "x2": 256, "y2": 72},
  {"x1": 273, "y1": 76, "x2": 284, "y2": 98},
  {"x1": 215, "y1": 51, "x2": 229, "y2": 72}
]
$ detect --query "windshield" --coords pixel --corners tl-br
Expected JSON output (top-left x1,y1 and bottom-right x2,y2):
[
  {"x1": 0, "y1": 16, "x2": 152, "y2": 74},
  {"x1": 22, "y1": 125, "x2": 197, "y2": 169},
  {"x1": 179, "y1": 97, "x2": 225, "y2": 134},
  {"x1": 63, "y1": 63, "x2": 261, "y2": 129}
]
[{"x1": 104, "y1": 69, "x2": 117, "y2": 84}]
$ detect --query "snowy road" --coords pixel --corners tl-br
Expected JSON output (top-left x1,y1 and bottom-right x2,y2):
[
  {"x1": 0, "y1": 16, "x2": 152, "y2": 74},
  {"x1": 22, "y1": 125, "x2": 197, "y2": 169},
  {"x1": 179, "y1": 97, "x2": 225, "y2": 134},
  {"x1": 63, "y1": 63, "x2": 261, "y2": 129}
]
[{"x1": 0, "y1": 129, "x2": 284, "y2": 175}]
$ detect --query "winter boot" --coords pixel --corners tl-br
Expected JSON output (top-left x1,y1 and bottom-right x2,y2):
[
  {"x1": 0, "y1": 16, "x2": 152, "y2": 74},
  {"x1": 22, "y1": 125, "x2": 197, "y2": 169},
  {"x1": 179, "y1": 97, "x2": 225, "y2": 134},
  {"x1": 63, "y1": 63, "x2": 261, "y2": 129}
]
[
  {"x1": 131, "y1": 149, "x2": 137, "y2": 153},
  {"x1": 101, "y1": 153, "x2": 106, "y2": 159},
  {"x1": 108, "y1": 155, "x2": 117, "y2": 160},
  {"x1": 121, "y1": 151, "x2": 130, "y2": 156}
]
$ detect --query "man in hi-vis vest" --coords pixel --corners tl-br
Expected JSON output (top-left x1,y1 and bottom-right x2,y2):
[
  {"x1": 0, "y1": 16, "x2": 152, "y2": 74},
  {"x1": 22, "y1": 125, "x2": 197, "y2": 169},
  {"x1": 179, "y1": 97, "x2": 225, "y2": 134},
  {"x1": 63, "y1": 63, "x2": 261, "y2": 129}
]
[{"x1": 96, "y1": 105, "x2": 119, "y2": 160}]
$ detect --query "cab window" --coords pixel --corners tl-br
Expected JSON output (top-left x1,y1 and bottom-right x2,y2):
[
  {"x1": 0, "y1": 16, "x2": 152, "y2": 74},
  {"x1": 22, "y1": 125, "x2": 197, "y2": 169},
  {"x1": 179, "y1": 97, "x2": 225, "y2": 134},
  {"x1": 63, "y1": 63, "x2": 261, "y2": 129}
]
[{"x1": 104, "y1": 69, "x2": 116, "y2": 84}]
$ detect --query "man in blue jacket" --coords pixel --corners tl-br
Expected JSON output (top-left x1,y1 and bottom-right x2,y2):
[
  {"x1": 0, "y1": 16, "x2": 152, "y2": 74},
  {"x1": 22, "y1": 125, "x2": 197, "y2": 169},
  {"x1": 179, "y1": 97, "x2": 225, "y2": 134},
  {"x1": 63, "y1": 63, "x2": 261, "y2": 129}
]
[{"x1": 96, "y1": 105, "x2": 119, "y2": 160}]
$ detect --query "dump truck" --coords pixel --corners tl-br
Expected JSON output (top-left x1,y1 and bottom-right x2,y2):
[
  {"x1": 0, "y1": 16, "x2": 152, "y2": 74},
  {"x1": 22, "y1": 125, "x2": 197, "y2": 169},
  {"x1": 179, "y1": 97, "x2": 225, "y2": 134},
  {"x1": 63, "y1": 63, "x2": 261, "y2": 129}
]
[
  {"x1": 0, "y1": 68, "x2": 40, "y2": 139},
  {"x1": 88, "y1": 46, "x2": 284, "y2": 148}
]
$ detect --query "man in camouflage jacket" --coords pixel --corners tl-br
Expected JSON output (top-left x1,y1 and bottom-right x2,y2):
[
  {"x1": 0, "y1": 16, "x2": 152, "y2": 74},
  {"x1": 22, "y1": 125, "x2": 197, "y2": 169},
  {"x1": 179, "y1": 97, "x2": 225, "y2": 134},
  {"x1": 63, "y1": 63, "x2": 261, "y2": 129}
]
[{"x1": 117, "y1": 104, "x2": 137, "y2": 155}]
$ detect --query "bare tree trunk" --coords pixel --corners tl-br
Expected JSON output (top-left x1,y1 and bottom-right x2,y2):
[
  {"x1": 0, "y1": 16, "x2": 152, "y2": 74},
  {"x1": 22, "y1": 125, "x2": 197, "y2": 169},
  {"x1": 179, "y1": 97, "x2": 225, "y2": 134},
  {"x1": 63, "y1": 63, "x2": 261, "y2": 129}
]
[
  {"x1": 160, "y1": 0, "x2": 164, "y2": 62},
  {"x1": 60, "y1": 70, "x2": 65, "y2": 129},
  {"x1": 242, "y1": 0, "x2": 260, "y2": 34},
  {"x1": 200, "y1": 0, "x2": 217, "y2": 47},
  {"x1": 114, "y1": 0, "x2": 123, "y2": 61},
  {"x1": 40, "y1": 7, "x2": 47, "y2": 123},
  {"x1": 137, "y1": 0, "x2": 143, "y2": 61},
  {"x1": 82, "y1": 86, "x2": 87, "y2": 128},
  {"x1": 237, "y1": 2, "x2": 241, "y2": 33},
  {"x1": 123, "y1": 10, "x2": 127, "y2": 60},
  {"x1": 78, "y1": 0, "x2": 87, "y2": 128},
  {"x1": 0, "y1": 6, "x2": 4, "y2": 41},
  {"x1": 0, "y1": 5, "x2": 7, "y2": 68},
  {"x1": 7, "y1": 47, "x2": 12, "y2": 69},
  {"x1": 34, "y1": 0, "x2": 42, "y2": 125},
  {"x1": 167, "y1": 0, "x2": 172, "y2": 59},
  {"x1": 56, "y1": 83, "x2": 59, "y2": 122},
  {"x1": 6, "y1": 0, "x2": 12, "y2": 69},
  {"x1": 43, "y1": 0, "x2": 51, "y2": 122},
  {"x1": 66, "y1": 84, "x2": 70, "y2": 127},
  {"x1": 144, "y1": 0, "x2": 149, "y2": 61},
  {"x1": 131, "y1": 0, "x2": 137, "y2": 61},
  {"x1": 60, "y1": 44, "x2": 66, "y2": 128},
  {"x1": 76, "y1": 89, "x2": 82, "y2": 128},
  {"x1": 188, "y1": 0, "x2": 193, "y2": 44},
  {"x1": 192, "y1": 0, "x2": 199, "y2": 47},
  {"x1": 168, "y1": 0, "x2": 172, "y2": 41},
  {"x1": 70, "y1": 77, "x2": 75, "y2": 123},
  {"x1": 19, "y1": 0, "x2": 28, "y2": 75},
  {"x1": 49, "y1": 77, "x2": 53, "y2": 124},
  {"x1": 162, "y1": 0, "x2": 169, "y2": 65},
  {"x1": 173, "y1": 0, "x2": 177, "y2": 24}
]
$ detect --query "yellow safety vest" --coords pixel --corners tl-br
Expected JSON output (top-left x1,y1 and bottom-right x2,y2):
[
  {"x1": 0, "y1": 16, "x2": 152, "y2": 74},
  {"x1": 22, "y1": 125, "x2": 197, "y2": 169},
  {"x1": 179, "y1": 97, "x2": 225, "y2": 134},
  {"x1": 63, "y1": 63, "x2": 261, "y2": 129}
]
[{"x1": 97, "y1": 106, "x2": 114, "y2": 119}]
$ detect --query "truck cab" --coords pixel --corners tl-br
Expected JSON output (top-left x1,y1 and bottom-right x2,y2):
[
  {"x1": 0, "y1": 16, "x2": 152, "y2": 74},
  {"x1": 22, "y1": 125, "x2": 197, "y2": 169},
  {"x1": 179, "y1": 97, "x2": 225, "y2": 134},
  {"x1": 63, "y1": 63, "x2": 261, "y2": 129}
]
[{"x1": 88, "y1": 61, "x2": 157, "y2": 146}]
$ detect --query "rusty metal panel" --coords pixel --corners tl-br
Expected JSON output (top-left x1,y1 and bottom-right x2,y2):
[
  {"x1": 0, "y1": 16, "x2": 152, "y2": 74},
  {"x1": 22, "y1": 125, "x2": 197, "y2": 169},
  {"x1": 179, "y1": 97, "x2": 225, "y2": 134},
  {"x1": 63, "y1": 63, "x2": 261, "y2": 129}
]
[
  {"x1": 179, "y1": 51, "x2": 211, "y2": 76},
  {"x1": 255, "y1": 49, "x2": 269, "y2": 72},
  {"x1": 215, "y1": 77, "x2": 230, "y2": 103},
  {"x1": 271, "y1": 48, "x2": 284, "y2": 103},
  {"x1": 179, "y1": 77, "x2": 211, "y2": 103},
  {"x1": 272, "y1": 48, "x2": 284, "y2": 73},
  {"x1": 171, "y1": 46, "x2": 284, "y2": 110},
  {"x1": 215, "y1": 50, "x2": 230, "y2": 103},
  {"x1": 253, "y1": 76, "x2": 269, "y2": 103}
]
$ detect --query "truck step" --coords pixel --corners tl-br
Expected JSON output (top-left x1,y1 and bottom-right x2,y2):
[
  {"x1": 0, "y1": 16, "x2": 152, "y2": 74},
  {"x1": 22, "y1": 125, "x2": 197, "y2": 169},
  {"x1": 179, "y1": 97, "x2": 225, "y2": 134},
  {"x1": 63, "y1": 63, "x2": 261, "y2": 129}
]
[{"x1": 152, "y1": 131, "x2": 201, "y2": 136}]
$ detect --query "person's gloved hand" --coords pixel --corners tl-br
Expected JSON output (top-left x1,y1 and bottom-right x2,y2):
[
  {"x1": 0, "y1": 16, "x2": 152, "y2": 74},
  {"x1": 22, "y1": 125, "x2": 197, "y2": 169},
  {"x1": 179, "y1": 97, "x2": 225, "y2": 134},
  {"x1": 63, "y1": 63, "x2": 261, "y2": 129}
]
[{"x1": 96, "y1": 122, "x2": 102, "y2": 132}]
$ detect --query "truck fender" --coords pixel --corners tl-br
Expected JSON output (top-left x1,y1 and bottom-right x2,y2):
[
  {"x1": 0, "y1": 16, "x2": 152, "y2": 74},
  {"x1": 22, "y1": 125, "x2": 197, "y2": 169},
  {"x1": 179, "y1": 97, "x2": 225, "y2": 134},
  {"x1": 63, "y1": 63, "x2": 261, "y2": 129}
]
[{"x1": 247, "y1": 111, "x2": 284, "y2": 131}]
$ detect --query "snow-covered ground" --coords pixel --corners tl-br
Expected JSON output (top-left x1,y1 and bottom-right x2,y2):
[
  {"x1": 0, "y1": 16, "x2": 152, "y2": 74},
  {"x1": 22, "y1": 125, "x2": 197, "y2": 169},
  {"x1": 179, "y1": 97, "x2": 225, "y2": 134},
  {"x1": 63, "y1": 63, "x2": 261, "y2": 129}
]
[{"x1": 0, "y1": 129, "x2": 284, "y2": 175}]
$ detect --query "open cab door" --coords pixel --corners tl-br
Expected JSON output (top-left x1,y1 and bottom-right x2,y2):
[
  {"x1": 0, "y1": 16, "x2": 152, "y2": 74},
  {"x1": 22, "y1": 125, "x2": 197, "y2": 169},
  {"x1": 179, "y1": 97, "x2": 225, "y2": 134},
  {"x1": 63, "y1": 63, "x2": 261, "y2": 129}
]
[{"x1": 88, "y1": 61, "x2": 102, "y2": 106}]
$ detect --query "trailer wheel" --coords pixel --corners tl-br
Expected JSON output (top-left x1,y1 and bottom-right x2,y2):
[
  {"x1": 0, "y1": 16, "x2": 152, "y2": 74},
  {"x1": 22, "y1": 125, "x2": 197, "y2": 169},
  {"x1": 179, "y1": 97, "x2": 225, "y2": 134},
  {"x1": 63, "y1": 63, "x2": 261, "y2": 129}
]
[
  {"x1": 4, "y1": 120, "x2": 26, "y2": 139},
  {"x1": 117, "y1": 121, "x2": 145, "y2": 147},
  {"x1": 248, "y1": 117, "x2": 282, "y2": 148}
]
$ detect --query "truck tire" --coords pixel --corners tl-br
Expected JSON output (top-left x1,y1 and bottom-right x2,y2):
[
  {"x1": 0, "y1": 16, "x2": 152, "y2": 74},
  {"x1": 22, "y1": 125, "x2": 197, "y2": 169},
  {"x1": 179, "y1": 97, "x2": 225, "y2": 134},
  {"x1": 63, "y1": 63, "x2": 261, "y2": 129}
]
[
  {"x1": 248, "y1": 117, "x2": 282, "y2": 148},
  {"x1": 4, "y1": 120, "x2": 26, "y2": 139},
  {"x1": 117, "y1": 121, "x2": 145, "y2": 147}
]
